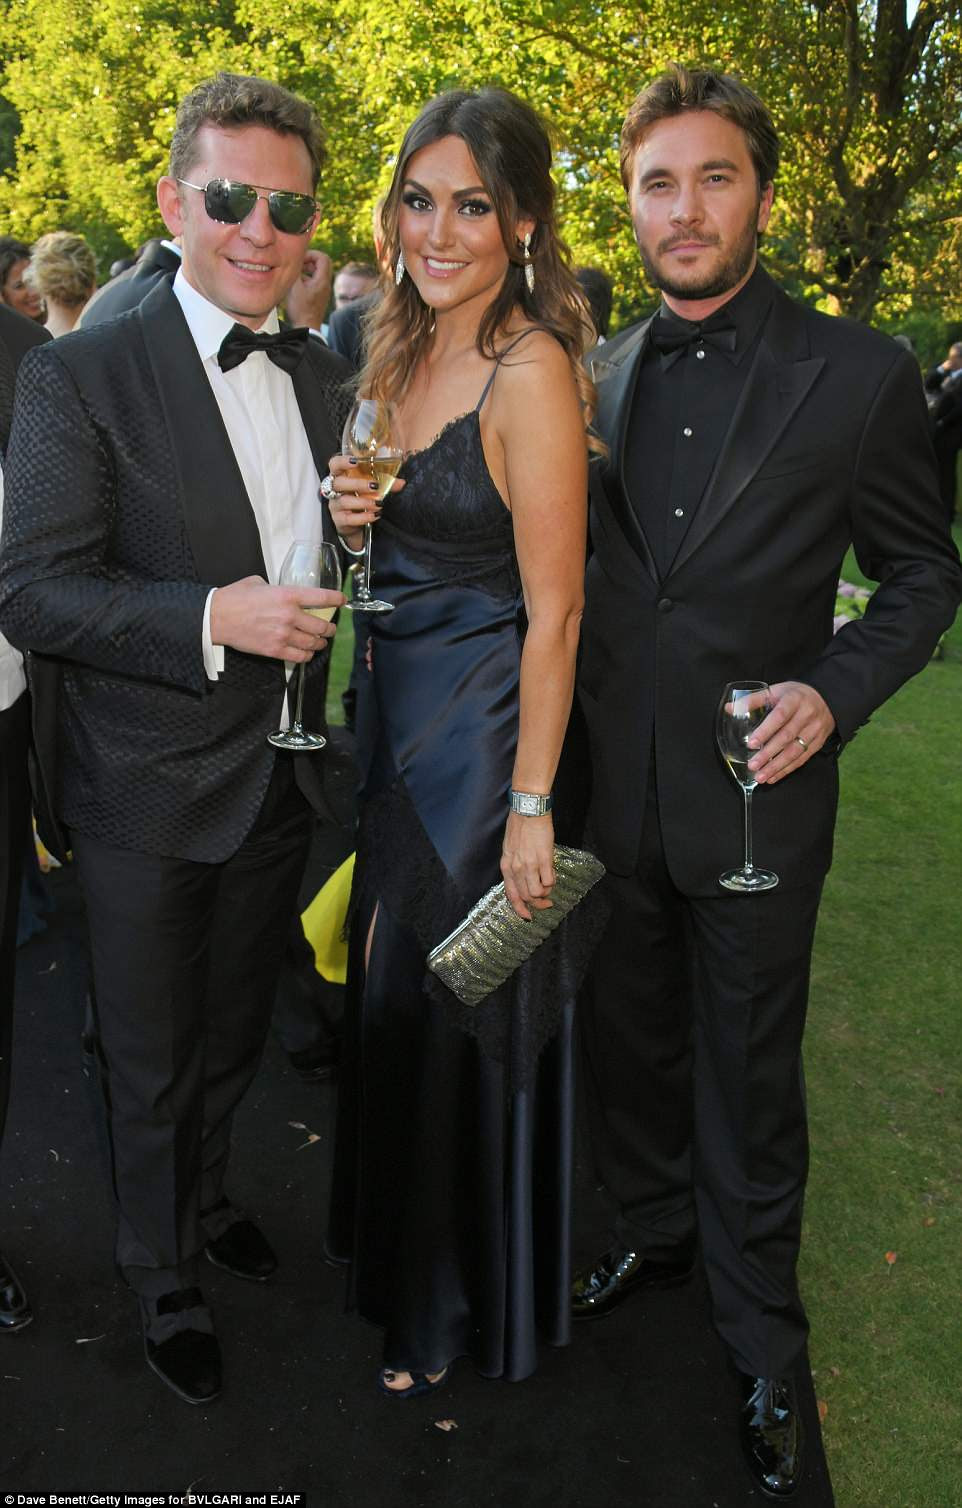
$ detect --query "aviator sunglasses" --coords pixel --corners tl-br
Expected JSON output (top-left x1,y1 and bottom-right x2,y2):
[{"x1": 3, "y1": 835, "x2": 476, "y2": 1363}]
[{"x1": 177, "y1": 177, "x2": 318, "y2": 235}]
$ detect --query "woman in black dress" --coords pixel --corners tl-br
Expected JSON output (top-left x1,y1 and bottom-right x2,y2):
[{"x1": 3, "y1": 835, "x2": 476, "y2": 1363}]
[{"x1": 325, "y1": 87, "x2": 600, "y2": 1395}]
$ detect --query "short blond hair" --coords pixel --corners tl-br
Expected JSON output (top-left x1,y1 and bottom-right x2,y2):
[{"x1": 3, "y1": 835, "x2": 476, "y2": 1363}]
[{"x1": 27, "y1": 231, "x2": 97, "y2": 307}]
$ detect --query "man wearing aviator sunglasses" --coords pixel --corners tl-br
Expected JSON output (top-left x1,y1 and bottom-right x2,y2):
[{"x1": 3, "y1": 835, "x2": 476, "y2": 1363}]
[
  {"x1": 0, "y1": 71, "x2": 353, "y2": 1407},
  {"x1": 177, "y1": 176, "x2": 319, "y2": 236}
]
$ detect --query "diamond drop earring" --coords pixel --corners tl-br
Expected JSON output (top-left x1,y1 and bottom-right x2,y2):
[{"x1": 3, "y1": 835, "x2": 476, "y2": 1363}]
[
  {"x1": 523, "y1": 231, "x2": 535, "y2": 293},
  {"x1": 395, "y1": 248, "x2": 406, "y2": 286}
]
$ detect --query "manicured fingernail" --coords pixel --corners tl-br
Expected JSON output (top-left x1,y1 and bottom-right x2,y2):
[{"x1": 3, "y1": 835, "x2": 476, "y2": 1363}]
[{"x1": 369, "y1": 482, "x2": 379, "y2": 491}]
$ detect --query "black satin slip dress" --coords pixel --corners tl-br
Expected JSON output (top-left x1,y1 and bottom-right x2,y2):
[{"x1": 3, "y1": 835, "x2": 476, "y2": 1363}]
[{"x1": 328, "y1": 337, "x2": 599, "y2": 1381}]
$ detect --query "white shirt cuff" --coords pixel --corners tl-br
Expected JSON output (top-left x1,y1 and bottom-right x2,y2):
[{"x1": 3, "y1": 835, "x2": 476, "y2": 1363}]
[{"x1": 203, "y1": 588, "x2": 225, "y2": 680}]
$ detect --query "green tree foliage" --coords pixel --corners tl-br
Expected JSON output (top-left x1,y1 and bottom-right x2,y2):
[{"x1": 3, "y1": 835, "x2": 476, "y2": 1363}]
[
  {"x1": 0, "y1": 0, "x2": 958, "y2": 327},
  {"x1": 0, "y1": 95, "x2": 20, "y2": 177}
]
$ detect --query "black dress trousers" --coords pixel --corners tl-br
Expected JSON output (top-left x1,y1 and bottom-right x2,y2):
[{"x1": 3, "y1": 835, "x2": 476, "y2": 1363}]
[
  {"x1": 0, "y1": 692, "x2": 30, "y2": 1145},
  {"x1": 71, "y1": 754, "x2": 313, "y2": 1296},
  {"x1": 580, "y1": 762, "x2": 823, "y2": 1379}
]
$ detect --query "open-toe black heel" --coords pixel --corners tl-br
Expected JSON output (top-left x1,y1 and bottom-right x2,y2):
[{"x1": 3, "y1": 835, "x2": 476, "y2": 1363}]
[{"x1": 377, "y1": 1364, "x2": 449, "y2": 1399}]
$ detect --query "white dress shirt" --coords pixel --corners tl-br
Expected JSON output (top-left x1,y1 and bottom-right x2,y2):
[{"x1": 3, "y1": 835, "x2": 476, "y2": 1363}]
[
  {"x1": 172, "y1": 272, "x2": 323, "y2": 714},
  {"x1": 0, "y1": 460, "x2": 27, "y2": 711}
]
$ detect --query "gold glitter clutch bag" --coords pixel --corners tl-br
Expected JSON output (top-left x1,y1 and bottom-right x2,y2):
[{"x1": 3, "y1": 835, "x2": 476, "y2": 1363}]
[{"x1": 426, "y1": 845, "x2": 606, "y2": 1007}]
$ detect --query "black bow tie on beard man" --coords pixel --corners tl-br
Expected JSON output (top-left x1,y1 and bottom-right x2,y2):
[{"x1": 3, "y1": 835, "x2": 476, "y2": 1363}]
[
  {"x1": 649, "y1": 311, "x2": 737, "y2": 369},
  {"x1": 217, "y1": 323, "x2": 310, "y2": 375}
]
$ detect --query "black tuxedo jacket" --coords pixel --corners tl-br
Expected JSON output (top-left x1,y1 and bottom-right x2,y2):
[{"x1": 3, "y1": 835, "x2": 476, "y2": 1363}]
[
  {"x1": 326, "y1": 289, "x2": 380, "y2": 372},
  {"x1": 79, "y1": 240, "x2": 182, "y2": 327},
  {"x1": 581, "y1": 268, "x2": 961, "y2": 891},
  {"x1": 0, "y1": 305, "x2": 50, "y2": 449},
  {"x1": 0, "y1": 308, "x2": 55, "y2": 853},
  {"x1": 0, "y1": 278, "x2": 353, "y2": 863},
  {"x1": 925, "y1": 367, "x2": 962, "y2": 452}
]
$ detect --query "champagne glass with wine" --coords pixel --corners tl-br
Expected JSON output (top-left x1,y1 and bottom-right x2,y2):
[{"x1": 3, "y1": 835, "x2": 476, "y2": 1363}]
[
  {"x1": 342, "y1": 397, "x2": 403, "y2": 614},
  {"x1": 715, "y1": 681, "x2": 779, "y2": 892},
  {"x1": 267, "y1": 540, "x2": 342, "y2": 752}
]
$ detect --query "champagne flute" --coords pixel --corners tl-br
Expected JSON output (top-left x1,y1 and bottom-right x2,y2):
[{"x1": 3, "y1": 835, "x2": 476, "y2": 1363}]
[
  {"x1": 716, "y1": 681, "x2": 779, "y2": 892},
  {"x1": 267, "y1": 540, "x2": 342, "y2": 752},
  {"x1": 342, "y1": 397, "x2": 403, "y2": 614}
]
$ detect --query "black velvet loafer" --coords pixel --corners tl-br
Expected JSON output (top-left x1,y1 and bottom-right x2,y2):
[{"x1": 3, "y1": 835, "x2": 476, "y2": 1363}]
[
  {"x1": 205, "y1": 1219, "x2": 277, "y2": 1282},
  {"x1": 738, "y1": 1373, "x2": 804, "y2": 1498},
  {"x1": 141, "y1": 1288, "x2": 221, "y2": 1405},
  {"x1": 571, "y1": 1244, "x2": 696, "y2": 1319},
  {"x1": 0, "y1": 1250, "x2": 33, "y2": 1332}
]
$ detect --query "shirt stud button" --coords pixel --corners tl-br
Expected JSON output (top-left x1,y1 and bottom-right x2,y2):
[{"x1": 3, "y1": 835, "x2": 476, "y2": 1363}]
[
  {"x1": 674, "y1": 508, "x2": 684, "y2": 517},
  {"x1": 695, "y1": 349, "x2": 706, "y2": 359},
  {"x1": 683, "y1": 426, "x2": 693, "y2": 437}
]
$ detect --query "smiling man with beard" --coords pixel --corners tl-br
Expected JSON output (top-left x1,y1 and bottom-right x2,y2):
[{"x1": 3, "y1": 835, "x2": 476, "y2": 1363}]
[{"x1": 573, "y1": 64, "x2": 960, "y2": 1498}]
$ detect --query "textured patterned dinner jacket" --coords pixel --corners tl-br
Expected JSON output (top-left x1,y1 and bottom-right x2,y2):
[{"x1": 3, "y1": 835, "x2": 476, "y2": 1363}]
[{"x1": 0, "y1": 278, "x2": 353, "y2": 862}]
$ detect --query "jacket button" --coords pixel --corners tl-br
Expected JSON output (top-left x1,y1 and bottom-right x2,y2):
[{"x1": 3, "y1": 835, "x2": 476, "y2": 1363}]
[{"x1": 657, "y1": 598, "x2": 673, "y2": 613}]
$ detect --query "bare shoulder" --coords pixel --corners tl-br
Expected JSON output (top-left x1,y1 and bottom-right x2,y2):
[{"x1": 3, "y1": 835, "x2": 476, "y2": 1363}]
[
  {"x1": 494, "y1": 327, "x2": 579, "y2": 420},
  {"x1": 498, "y1": 325, "x2": 571, "y2": 379}
]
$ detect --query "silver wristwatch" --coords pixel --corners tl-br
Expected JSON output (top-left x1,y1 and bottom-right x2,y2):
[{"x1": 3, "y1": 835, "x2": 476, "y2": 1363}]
[{"x1": 509, "y1": 789, "x2": 554, "y2": 817}]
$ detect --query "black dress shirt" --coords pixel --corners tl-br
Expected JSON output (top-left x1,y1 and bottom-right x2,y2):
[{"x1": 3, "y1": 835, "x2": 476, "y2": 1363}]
[{"x1": 625, "y1": 262, "x2": 774, "y2": 579}]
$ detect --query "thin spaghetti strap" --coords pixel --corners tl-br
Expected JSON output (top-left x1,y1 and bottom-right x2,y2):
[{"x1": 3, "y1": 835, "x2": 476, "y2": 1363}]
[{"x1": 474, "y1": 327, "x2": 549, "y2": 412}]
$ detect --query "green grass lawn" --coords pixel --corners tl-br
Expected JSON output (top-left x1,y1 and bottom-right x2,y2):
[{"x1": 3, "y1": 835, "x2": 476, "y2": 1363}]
[
  {"x1": 325, "y1": 531, "x2": 961, "y2": 1506},
  {"x1": 325, "y1": 597, "x2": 356, "y2": 726},
  {"x1": 803, "y1": 526, "x2": 962, "y2": 1507}
]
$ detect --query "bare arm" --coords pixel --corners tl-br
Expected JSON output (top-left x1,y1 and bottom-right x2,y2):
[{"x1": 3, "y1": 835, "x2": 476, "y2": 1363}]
[{"x1": 494, "y1": 334, "x2": 588, "y2": 918}]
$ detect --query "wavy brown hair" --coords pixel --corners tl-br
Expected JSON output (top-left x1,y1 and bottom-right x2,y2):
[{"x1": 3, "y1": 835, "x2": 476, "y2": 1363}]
[
  {"x1": 361, "y1": 88, "x2": 601, "y2": 452},
  {"x1": 620, "y1": 64, "x2": 779, "y2": 193}
]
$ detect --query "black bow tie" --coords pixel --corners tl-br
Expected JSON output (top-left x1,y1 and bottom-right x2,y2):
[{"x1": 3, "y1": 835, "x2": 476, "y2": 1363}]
[
  {"x1": 649, "y1": 314, "x2": 737, "y2": 369},
  {"x1": 217, "y1": 323, "x2": 310, "y2": 375}
]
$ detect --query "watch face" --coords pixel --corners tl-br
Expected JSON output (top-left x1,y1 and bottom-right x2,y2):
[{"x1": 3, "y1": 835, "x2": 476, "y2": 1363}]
[{"x1": 512, "y1": 791, "x2": 549, "y2": 815}]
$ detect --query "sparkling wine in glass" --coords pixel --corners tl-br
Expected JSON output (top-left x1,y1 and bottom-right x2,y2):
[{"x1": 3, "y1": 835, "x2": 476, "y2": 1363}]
[
  {"x1": 267, "y1": 540, "x2": 342, "y2": 752},
  {"x1": 715, "y1": 681, "x2": 779, "y2": 892},
  {"x1": 342, "y1": 397, "x2": 403, "y2": 615}
]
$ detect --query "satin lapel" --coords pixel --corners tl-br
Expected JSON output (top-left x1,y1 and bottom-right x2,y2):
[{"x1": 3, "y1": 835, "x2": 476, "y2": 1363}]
[
  {"x1": 138, "y1": 280, "x2": 267, "y2": 587},
  {"x1": 592, "y1": 320, "x2": 659, "y2": 582},
  {"x1": 291, "y1": 343, "x2": 342, "y2": 545},
  {"x1": 668, "y1": 293, "x2": 825, "y2": 577}
]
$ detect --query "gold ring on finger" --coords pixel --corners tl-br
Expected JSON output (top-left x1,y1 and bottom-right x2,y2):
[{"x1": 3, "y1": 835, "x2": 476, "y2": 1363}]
[{"x1": 794, "y1": 735, "x2": 808, "y2": 751}]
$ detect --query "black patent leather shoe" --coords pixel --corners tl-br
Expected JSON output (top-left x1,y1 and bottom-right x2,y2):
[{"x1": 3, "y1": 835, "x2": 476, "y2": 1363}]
[
  {"x1": 142, "y1": 1288, "x2": 221, "y2": 1405},
  {"x1": 738, "y1": 1373, "x2": 804, "y2": 1498},
  {"x1": 287, "y1": 1043, "x2": 339, "y2": 1083},
  {"x1": 571, "y1": 1243, "x2": 696, "y2": 1319},
  {"x1": 205, "y1": 1219, "x2": 277, "y2": 1282},
  {"x1": 0, "y1": 1250, "x2": 33, "y2": 1332}
]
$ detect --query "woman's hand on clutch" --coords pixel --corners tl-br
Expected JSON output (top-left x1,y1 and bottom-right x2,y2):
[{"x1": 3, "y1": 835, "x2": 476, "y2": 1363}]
[{"x1": 501, "y1": 812, "x2": 556, "y2": 921}]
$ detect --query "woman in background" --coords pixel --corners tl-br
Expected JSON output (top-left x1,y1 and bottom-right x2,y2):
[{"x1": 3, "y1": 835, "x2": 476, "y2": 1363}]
[
  {"x1": 325, "y1": 87, "x2": 601, "y2": 1398},
  {"x1": 0, "y1": 237, "x2": 44, "y2": 322},
  {"x1": 26, "y1": 231, "x2": 96, "y2": 336}
]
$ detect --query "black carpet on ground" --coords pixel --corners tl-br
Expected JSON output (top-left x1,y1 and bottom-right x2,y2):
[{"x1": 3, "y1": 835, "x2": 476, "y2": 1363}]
[{"x1": 0, "y1": 734, "x2": 834, "y2": 1506}]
